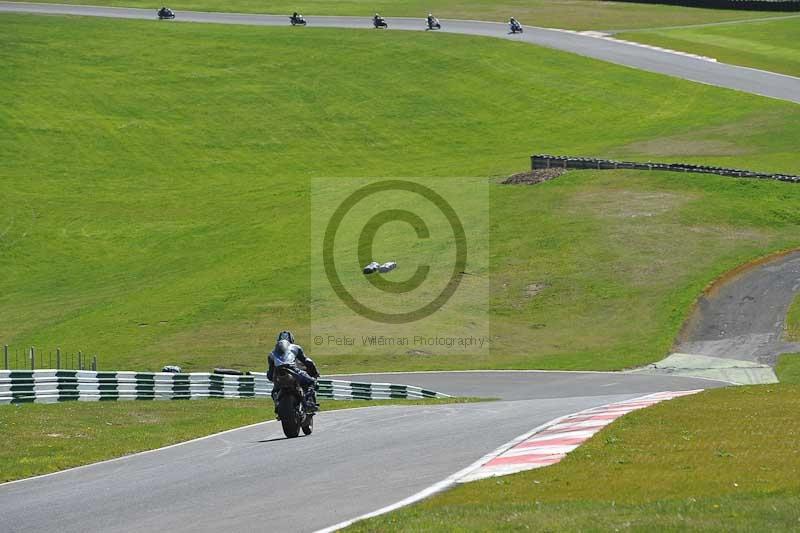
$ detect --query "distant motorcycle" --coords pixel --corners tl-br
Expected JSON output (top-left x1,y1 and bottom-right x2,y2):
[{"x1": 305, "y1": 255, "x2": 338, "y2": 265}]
[
  {"x1": 273, "y1": 359, "x2": 315, "y2": 438},
  {"x1": 373, "y1": 17, "x2": 388, "y2": 29},
  {"x1": 157, "y1": 7, "x2": 175, "y2": 19},
  {"x1": 426, "y1": 17, "x2": 441, "y2": 30},
  {"x1": 510, "y1": 20, "x2": 523, "y2": 33},
  {"x1": 290, "y1": 14, "x2": 307, "y2": 26}
]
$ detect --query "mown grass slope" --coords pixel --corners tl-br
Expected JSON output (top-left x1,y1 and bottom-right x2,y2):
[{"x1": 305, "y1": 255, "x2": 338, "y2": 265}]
[
  {"x1": 777, "y1": 352, "x2": 800, "y2": 383},
  {"x1": 2, "y1": 14, "x2": 800, "y2": 373},
  {"x1": 350, "y1": 385, "x2": 800, "y2": 531},
  {"x1": 786, "y1": 295, "x2": 800, "y2": 342},
  {"x1": 620, "y1": 17, "x2": 800, "y2": 77},
  {"x1": 4, "y1": 0, "x2": 786, "y2": 30}
]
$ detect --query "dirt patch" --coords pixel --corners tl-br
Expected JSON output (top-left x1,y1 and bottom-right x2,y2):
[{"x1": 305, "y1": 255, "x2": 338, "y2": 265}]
[
  {"x1": 524, "y1": 282, "x2": 549, "y2": 298},
  {"x1": 568, "y1": 190, "x2": 691, "y2": 219},
  {"x1": 501, "y1": 168, "x2": 567, "y2": 185}
]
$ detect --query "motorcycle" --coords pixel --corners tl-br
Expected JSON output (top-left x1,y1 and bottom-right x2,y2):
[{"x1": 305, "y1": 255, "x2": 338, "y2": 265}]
[
  {"x1": 157, "y1": 7, "x2": 175, "y2": 19},
  {"x1": 510, "y1": 21, "x2": 523, "y2": 34},
  {"x1": 290, "y1": 14, "x2": 307, "y2": 26},
  {"x1": 426, "y1": 17, "x2": 441, "y2": 30},
  {"x1": 373, "y1": 17, "x2": 388, "y2": 29},
  {"x1": 273, "y1": 360, "x2": 315, "y2": 438}
]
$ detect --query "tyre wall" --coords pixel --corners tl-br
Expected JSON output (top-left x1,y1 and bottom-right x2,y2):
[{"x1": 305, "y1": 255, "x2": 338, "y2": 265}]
[{"x1": 531, "y1": 154, "x2": 800, "y2": 183}]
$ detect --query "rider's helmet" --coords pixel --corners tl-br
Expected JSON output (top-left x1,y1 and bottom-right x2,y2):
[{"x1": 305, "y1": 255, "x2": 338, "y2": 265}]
[
  {"x1": 276, "y1": 330, "x2": 295, "y2": 344},
  {"x1": 428, "y1": 13, "x2": 432, "y2": 17},
  {"x1": 273, "y1": 339, "x2": 293, "y2": 363}
]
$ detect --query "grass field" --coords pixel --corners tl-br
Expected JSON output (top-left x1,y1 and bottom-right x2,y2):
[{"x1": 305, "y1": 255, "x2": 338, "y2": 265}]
[
  {"x1": 786, "y1": 295, "x2": 800, "y2": 342},
  {"x1": 777, "y1": 353, "x2": 800, "y2": 383},
  {"x1": 619, "y1": 17, "x2": 800, "y2": 77},
  {"x1": 2, "y1": 14, "x2": 800, "y2": 374},
  {"x1": 4, "y1": 0, "x2": 789, "y2": 30},
  {"x1": 0, "y1": 396, "x2": 477, "y2": 482},
  {"x1": 349, "y1": 384, "x2": 800, "y2": 531}
]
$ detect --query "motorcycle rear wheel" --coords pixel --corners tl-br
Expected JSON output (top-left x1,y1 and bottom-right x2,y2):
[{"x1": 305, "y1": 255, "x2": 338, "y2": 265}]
[{"x1": 278, "y1": 395, "x2": 301, "y2": 438}]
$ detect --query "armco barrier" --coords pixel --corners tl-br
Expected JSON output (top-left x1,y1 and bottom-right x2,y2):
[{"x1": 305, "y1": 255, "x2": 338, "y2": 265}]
[
  {"x1": 0, "y1": 370, "x2": 450, "y2": 405},
  {"x1": 531, "y1": 154, "x2": 800, "y2": 183}
]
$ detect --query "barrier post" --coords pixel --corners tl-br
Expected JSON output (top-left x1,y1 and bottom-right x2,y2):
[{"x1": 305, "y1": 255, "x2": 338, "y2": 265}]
[
  {"x1": 56, "y1": 348, "x2": 61, "y2": 369},
  {"x1": 30, "y1": 346, "x2": 35, "y2": 371},
  {"x1": 92, "y1": 356, "x2": 97, "y2": 372},
  {"x1": 78, "y1": 351, "x2": 83, "y2": 371},
  {"x1": 3, "y1": 345, "x2": 7, "y2": 370}
]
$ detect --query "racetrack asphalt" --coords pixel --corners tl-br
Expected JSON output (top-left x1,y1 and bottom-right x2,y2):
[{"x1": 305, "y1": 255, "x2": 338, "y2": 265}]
[
  {"x1": 2, "y1": 2, "x2": 800, "y2": 104},
  {"x1": 676, "y1": 250, "x2": 800, "y2": 366},
  {"x1": 0, "y1": 372, "x2": 721, "y2": 533},
  {"x1": 0, "y1": 5, "x2": 794, "y2": 530}
]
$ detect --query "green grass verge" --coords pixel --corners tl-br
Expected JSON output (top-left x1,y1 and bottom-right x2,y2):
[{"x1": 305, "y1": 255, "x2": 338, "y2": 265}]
[
  {"x1": 0, "y1": 396, "x2": 480, "y2": 483},
  {"x1": 3, "y1": 0, "x2": 787, "y2": 30},
  {"x1": 776, "y1": 353, "x2": 800, "y2": 384},
  {"x1": 619, "y1": 17, "x2": 800, "y2": 77},
  {"x1": 3, "y1": 15, "x2": 800, "y2": 373},
  {"x1": 786, "y1": 295, "x2": 800, "y2": 342},
  {"x1": 349, "y1": 385, "x2": 800, "y2": 531}
]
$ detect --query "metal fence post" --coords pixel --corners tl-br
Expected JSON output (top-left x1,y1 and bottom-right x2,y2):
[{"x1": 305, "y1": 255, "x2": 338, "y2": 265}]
[
  {"x1": 3, "y1": 345, "x2": 8, "y2": 370},
  {"x1": 30, "y1": 346, "x2": 35, "y2": 371},
  {"x1": 92, "y1": 356, "x2": 97, "y2": 372},
  {"x1": 56, "y1": 348, "x2": 61, "y2": 369}
]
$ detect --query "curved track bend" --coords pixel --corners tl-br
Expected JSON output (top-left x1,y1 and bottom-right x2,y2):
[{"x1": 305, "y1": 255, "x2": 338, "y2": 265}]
[
  {"x1": 1, "y1": 371, "x2": 721, "y2": 532},
  {"x1": 1, "y1": 2, "x2": 800, "y2": 104}
]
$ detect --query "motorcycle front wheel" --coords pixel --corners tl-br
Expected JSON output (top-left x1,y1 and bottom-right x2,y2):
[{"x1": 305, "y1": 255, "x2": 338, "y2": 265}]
[{"x1": 302, "y1": 415, "x2": 314, "y2": 435}]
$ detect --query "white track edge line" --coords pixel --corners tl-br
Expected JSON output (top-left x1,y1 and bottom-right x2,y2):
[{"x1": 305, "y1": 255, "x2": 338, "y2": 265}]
[
  {"x1": 0, "y1": 419, "x2": 275, "y2": 488},
  {"x1": 0, "y1": 404, "x2": 393, "y2": 488},
  {"x1": 315, "y1": 389, "x2": 703, "y2": 532}
]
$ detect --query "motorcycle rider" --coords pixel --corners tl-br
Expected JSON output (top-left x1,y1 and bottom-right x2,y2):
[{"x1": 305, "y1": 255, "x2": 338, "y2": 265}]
[
  {"x1": 158, "y1": 6, "x2": 171, "y2": 17},
  {"x1": 267, "y1": 331, "x2": 319, "y2": 416},
  {"x1": 291, "y1": 11, "x2": 303, "y2": 23},
  {"x1": 373, "y1": 13, "x2": 385, "y2": 27},
  {"x1": 427, "y1": 13, "x2": 438, "y2": 29},
  {"x1": 509, "y1": 16, "x2": 521, "y2": 31}
]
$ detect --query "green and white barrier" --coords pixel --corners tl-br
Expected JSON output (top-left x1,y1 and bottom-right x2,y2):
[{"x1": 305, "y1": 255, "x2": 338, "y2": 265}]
[{"x1": 0, "y1": 370, "x2": 450, "y2": 405}]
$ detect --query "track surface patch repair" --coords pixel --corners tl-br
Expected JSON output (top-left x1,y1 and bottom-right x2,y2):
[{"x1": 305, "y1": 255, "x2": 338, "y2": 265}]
[{"x1": 458, "y1": 390, "x2": 701, "y2": 482}]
